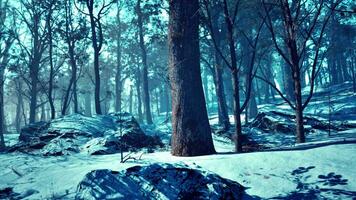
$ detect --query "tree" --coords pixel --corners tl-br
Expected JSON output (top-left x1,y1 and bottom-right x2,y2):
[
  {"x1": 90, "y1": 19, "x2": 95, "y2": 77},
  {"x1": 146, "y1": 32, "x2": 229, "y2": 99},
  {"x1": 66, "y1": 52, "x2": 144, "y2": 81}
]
[
  {"x1": 17, "y1": 0, "x2": 48, "y2": 123},
  {"x1": 76, "y1": 0, "x2": 114, "y2": 115},
  {"x1": 168, "y1": 0, "x2": 216, "y2": 156},
  {"x1": 61, "y1": 0, "x2": 87, "y2": 115},
  {"x1": 203, "y1": 0, "x2": 264, "y2": 152},
  {"x1": 44, "y1": 0, "x2": 57, "y2": 119},
  {"x1": 136, "y1": 0, "x2": 153, "y2": 124},
  {"x1": 115, "y1": 1, "x2": 123, "y2": 113},
  {"x1": 0, "y1": 0, "x2": 14, "y2": 149},
  {"x1": 200, "y1": 2, "x2": 230, "y2": 131},
  {"x1": 261, "y1": 0, "x2": 341, "y2": 143}
]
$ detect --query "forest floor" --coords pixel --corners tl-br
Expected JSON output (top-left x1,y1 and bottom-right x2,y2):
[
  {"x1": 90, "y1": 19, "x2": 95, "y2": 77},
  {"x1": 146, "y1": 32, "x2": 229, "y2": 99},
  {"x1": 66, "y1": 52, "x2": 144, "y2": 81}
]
[{"x1": 1, "y1": 82, "x2": 356, "y2": 199}]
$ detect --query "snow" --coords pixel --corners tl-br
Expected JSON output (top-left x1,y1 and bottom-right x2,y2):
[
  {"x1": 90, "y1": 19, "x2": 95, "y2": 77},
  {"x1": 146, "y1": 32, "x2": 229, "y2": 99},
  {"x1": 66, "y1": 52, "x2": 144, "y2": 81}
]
[
  {"x1": 1, "y1": 142, "x2": 355, "y2": 199},
  {"x1": 1, "y1": 82, "x2": 355, "y2": 199}
]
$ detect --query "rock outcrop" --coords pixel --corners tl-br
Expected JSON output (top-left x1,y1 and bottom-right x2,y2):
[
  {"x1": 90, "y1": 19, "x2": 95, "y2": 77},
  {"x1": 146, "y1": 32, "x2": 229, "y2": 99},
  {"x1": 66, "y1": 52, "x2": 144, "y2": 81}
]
[
  {"x1": 9, "y1": 113, "x2": 163, "y2": 155},
  {"x1": 76, "y1": 163, "x2": 246, "y2": 200}
]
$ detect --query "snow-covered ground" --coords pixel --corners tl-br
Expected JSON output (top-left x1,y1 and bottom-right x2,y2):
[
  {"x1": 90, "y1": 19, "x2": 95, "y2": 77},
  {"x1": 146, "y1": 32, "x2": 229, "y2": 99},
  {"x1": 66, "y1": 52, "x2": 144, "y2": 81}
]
[
  {"x1": 1, "y1": 82, "x2": 355, "y2": 199},
  {"x1": 0, "y1": 141, "x2": 355, "y2": 199}
]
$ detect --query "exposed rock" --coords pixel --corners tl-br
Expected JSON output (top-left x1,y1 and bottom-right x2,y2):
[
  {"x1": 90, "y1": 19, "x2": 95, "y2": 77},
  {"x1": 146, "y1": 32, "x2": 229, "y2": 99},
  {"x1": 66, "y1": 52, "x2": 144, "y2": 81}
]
[
  {"x1": 249, "y1": 111, "x2": 349, "y2": 134},
  {"x1": 249, "y1": 112, "x2": 294, "y2": 133},
  {"x1": 120, "y1": 132, "x2": 164, "y2": 152},
  {"x1": 0, "y1": 187, "x2": 38, "y2": 200},
  {"x1": 75, "y1": 163, "x2": 246, "y2": 200},
  {"x1": 12, "y1": 113, "x2": 163, "y2": 156},
  {"x1": 19, "y1": 121, "x2": 50, "y2": 142},
  {"x1": 41, "y1": 137, "x2": 80, "y2": 156}
]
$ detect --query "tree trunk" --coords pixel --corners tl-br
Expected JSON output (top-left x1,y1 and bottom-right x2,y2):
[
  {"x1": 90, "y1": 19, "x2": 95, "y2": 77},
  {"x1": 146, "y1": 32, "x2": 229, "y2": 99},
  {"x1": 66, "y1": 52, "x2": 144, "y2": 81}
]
[
  {"x1": 62, "y1": 43, "x2": 77, "y2": 116},
  {"x1": 293, "y1": 68, "x2": 306, "y2": 143},
  {"x1": 248, "y1": 85, "x2": 258, "y2": 120},
  {"x1": 168, "y1": 0, "x2": 215, "y2": 156},
  {"x1": 84, "y1": 91, "x2": 92, "y2": 116},
  {"x1": 221, "y1": 0, "x2": 243, "y2": 152},
  {"x1": 282, "y1": 0, "x2": 306, "y2": 143},
  {"x1": 29, "y1": 61, "x2": 39, "y2": 124},
  {"x1": 136, "y1": 0, "x2": 153, "y2": 124},
  {"x1": 0, "y1": 61, "x2": 5, "y2": 149},
  {"x1": 136, "y1": 67, "x2": 143, "y2": 122},
  {"x1": 115, "y1": 5, "x2": 122, "y2": 113},
  {"x1": 47, "y1": 5, "x2": 56, "y2": 119},
  {"x1": 202, "y1": 68, "x2": 210, "y2": 111},
  {"x1": 73, "y1": 78, "x2": 78, "y2": 113},
  {"x1": 87, "y1": 2, "x2": 102, "y2": 115},
  {"x1": 282, "y1": 59, "x2": 295, "y2": 101},
  {"x1": 129, "y1": 85, "x2": 133, "y2": 113},
  {"x1": 15, "y1": 78, "x2": 23, "y2": 134},
  {"x1": 213, "y1": 53, "x2": 230, "y2": 130}
]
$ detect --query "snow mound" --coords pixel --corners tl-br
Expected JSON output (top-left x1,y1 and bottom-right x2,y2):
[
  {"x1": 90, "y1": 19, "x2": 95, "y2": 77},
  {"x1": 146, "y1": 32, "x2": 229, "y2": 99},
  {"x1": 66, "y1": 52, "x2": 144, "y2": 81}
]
[{"x1": 75, "y1": 163, "x2": 246, "y2": 200}]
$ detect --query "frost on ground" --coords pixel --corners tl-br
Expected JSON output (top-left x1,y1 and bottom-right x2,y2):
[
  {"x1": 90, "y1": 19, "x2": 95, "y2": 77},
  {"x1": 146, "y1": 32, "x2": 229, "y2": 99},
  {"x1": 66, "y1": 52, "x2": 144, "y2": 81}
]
[{"x1": 0, "y1": 82, "x2": 356, "y2": 199}]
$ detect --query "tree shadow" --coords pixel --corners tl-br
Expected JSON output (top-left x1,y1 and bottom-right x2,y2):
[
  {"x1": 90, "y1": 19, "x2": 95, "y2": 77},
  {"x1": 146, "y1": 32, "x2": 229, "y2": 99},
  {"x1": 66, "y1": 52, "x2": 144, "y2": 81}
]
[{"x1": 271, "y1": 166, "x2": 356, "y2": 199}]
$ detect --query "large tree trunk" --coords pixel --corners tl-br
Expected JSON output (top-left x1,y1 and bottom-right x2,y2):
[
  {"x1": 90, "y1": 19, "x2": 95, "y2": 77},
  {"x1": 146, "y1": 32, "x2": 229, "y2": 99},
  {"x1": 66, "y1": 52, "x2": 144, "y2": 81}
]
[
  {"x1": 136, "y1": 0, "x2": 153, "y2": 124},
  {"x1": 168, "y1": 0, "x2": 215, "y2": 156}
]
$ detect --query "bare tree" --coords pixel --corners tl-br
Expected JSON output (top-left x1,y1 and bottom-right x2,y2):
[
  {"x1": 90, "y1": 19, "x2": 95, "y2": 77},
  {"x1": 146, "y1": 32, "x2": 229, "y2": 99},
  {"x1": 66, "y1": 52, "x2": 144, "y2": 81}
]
[
  {"x1": 17, "y1": 0, "x2": 48, "y2": 123},
  {"x1": 76, "y1": 0, "x2": 115, "y2": 115},
  {"x1": 260, "y1": 0, "x2": 342, "y2": 143},
  {"x1": 203, "y1": 0, "x2": 264, "y2": 152}
]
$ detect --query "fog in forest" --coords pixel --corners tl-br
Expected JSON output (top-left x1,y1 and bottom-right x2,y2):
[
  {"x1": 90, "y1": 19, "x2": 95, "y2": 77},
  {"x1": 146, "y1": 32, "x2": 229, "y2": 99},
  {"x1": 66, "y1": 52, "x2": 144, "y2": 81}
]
[{"x1": 0, "y1": 0, "x2": 355, "y2": 199}]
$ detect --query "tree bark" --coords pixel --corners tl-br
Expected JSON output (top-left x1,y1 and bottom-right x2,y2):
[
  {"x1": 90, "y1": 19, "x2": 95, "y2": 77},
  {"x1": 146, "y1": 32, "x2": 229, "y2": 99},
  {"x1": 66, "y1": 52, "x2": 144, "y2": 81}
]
[{"x1": 169, "y1": 0, "x2": 215, "y2": 156}]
